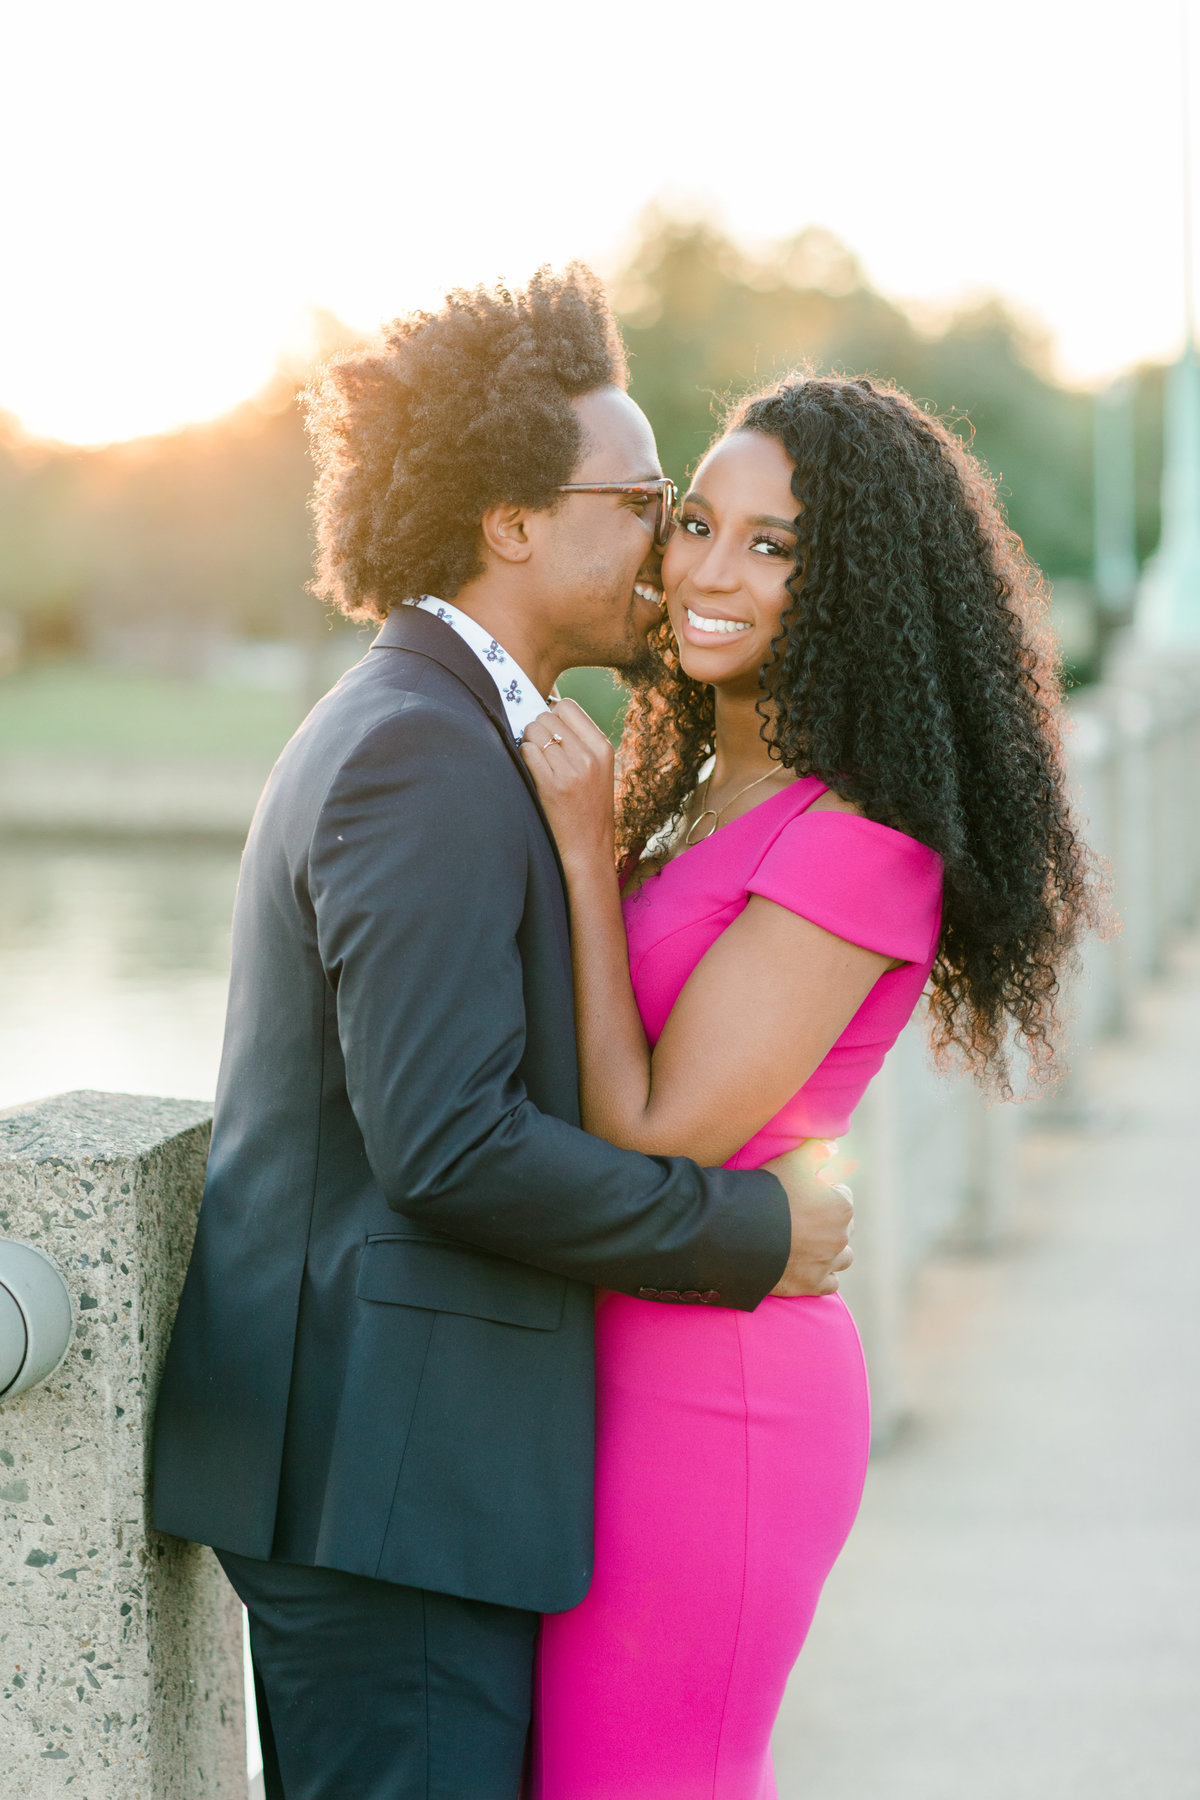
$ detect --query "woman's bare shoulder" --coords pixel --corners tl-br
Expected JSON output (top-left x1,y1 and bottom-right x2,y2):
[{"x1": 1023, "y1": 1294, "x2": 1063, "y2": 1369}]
[{"x1": 806, "y1": 789, "x2": 864, "y2": 817}]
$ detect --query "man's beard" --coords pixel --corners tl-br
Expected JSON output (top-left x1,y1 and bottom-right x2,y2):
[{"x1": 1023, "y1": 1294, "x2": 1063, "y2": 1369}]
[{"x1": 611, "y1": 624, "x2": 666, "y2": 688}]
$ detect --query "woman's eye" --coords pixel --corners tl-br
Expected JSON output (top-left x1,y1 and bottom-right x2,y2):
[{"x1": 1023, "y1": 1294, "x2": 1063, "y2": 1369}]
[
  {"x1": 750, "y1": 536, "x2": 790, "y2": 557},
  {"x1": 680, "y1": 515, "x2": 710, "y2": 537}
]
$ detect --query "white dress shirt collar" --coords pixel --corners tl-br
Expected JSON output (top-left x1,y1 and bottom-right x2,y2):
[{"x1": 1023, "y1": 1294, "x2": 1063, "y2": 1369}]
[{"x1": 409, "y1": 596, "x2": 550, "y2": 740}]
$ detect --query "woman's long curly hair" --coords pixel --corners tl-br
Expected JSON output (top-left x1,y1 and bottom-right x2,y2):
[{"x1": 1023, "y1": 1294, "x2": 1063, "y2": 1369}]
[{"x1": 615, "y1": 373, "x2": 1099, "y2": 1089}]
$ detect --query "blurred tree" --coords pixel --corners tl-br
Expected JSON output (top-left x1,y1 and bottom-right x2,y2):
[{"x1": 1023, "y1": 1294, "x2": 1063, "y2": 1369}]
[
  {"x1": 617, "y1": 214, "x2": 1100, "y2": 582},
  {"x1": 0, "y1": 228, "x2": 1170, "y2": 679},
  {"x1": 0, "y1": 420, "x2": 93, "y2": 651},
  {"x1": 1130, "y1": 360, "x2": 1166, "y2": 566},
  {"x1": 0, "y1": 398, "x2": 319, "y2": 667},
  {"x1": 0, "y1": 313, "x2": 364, "y2": 671}
]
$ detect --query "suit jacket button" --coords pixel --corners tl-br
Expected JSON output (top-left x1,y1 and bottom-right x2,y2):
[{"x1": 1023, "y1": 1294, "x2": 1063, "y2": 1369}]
[
  {"x1": 659, "y1": 1289, "x2": 680, "y2": 1302},
  {"x1": 637, "y1": 1287, "x2": 658, "y2": 1299},
  {"x1": 701, "y1": 1290, "x2": 721, "y2": 1303},
  {"x1": 680, "y1": 1290, "x2": 701, "y2": 1303}
]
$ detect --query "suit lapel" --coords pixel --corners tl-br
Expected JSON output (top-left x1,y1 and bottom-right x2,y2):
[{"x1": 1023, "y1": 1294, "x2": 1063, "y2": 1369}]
[{"x1": 371, "y1": 606, "x2": 568, "y2": 887}]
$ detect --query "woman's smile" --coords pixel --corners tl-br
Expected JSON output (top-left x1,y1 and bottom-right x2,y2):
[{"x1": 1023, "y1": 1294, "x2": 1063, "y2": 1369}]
[{"x1": 683, "y1": 606, "x2": 754, "y2": 637}]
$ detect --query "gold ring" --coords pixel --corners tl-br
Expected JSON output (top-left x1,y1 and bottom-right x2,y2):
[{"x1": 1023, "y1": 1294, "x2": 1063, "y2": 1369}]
[{"x1": 543, "y1": 733, "x2": 563, "y2": 748}]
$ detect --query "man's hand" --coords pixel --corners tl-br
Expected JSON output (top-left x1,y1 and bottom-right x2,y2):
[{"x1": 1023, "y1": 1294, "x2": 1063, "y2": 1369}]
[{"x1": 764, "y1": 1141, "x2": 854, "y2": 1296}]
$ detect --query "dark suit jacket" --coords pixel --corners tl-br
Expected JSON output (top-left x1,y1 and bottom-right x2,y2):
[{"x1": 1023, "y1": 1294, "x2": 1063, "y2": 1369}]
[{"x1": 152, "y1": 605, "x2": 790, "y2": 1613}]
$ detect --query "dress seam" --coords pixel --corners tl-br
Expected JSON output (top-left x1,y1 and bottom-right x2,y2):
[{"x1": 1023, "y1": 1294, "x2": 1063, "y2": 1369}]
[
  {"x1": 626, "y1": 899, "x2": 745, "y2": 990},
  {"x1": 711, "y1": 1311, "x2": 753, "y2": 1800}
]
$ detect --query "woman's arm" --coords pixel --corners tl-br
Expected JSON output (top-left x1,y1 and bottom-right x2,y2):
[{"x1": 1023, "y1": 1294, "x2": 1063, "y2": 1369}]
[
  {"x1": 522, "y1": 702, "x2": 891, "y2": 1166},
  {"x1": 521, "y1": 699, "x2": 659, "y2": 1145}
]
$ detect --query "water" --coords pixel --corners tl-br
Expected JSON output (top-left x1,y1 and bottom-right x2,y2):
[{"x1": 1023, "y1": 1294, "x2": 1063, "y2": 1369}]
[{"x1": 1, "y1": 836, "x2": 239, "y2": 1110}]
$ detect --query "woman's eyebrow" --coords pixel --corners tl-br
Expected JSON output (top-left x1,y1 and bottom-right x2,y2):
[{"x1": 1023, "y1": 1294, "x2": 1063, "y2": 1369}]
[{"x1": 682, "y1": 491, "x2": 797, "y2": 533}]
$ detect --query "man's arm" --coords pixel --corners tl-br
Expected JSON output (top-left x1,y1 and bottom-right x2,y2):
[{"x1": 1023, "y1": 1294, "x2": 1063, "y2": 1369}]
[{"x1": 310, "y1": 699, "x2": 793, "y2": 1310}]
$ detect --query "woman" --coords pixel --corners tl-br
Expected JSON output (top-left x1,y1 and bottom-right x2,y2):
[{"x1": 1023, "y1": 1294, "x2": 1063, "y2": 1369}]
[{"x1": 520, "y1": 373, "x2": 1095, "y2": 1799}]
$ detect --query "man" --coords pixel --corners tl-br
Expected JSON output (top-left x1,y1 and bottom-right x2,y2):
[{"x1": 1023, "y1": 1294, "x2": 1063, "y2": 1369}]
[{"x1": 152, "y1": 266, "x2": 852, "y2": 1799}]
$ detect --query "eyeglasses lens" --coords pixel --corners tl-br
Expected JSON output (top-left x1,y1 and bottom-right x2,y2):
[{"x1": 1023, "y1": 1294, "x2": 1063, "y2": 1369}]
[{"x1": 659, "y1": 482, "x2": 677, "y2": 547}]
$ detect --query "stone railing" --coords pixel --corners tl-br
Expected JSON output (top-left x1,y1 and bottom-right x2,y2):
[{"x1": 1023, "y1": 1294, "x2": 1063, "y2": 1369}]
[
  {"x1": 840, "y1": 647, "x2": 1200, "y2": 1438},
  {"x1": 0, "y1": 1091, "x2": 244, "y2": 1800}
]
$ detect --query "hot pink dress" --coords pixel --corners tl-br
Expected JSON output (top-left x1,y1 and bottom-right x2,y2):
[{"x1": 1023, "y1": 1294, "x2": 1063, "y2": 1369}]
[{"x1": 532, "y1": 777, "x2": 943, "y2": 1800}]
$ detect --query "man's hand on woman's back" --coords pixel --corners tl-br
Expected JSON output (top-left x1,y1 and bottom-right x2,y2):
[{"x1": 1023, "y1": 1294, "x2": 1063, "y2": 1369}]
[{"x1": 764, "y1": 1142, "x2": 854, "y2": 1296}]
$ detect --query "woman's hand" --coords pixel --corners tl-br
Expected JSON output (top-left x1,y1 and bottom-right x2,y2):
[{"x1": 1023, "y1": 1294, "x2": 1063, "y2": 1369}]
[{"x1": 521, "y1": 698, "x2": 617, "y2": 874}]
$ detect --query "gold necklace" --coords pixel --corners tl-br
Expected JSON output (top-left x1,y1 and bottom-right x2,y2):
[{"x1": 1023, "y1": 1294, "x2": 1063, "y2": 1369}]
[{"x1": 683, "y1": 763, "x2": 786, "y2": 847}]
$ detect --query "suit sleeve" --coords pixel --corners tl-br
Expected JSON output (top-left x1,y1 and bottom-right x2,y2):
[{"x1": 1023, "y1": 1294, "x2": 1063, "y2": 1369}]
[{"x1": 309, "y1": 699, "x2": 790, "y2": 1311}]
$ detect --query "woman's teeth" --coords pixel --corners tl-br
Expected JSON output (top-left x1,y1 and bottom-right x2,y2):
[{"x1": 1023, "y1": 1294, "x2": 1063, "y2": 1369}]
[
  {"x1": 634, "y1": 582, "x2": 663, "y2": 606},
  {"x1": 686, "y1": 608, "x2": 752, "y2": 635}
]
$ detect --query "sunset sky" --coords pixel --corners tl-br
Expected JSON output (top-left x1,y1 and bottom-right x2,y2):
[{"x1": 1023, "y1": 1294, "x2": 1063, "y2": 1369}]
[{"x1": 2, "y1": 0, "x2": 1191, "y2": 445}]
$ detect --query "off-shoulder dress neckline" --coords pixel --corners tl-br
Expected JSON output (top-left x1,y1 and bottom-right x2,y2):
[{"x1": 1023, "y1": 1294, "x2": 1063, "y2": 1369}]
[{"x1": 622, "y1": 774, "x2": 827, "y2": 898}]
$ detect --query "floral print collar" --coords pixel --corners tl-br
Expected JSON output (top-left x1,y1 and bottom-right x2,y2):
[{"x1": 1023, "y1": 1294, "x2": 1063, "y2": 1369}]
[{"x1": 410, "y1": 596, "x2": 550, "y2": 740}]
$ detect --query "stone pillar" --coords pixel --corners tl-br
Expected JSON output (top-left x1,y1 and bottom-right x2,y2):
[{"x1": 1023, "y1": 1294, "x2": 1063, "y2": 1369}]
[
  {"x1": 1136, "y1": 344, "x2": 1200, "y2": 648},
  {"x1": 0, "y1": 1091, "x2": 246, "y2": 1799}
]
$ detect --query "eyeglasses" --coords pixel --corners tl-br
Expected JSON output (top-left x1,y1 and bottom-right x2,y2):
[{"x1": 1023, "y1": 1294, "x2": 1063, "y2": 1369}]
[{"x1": 554, "y1": 477, "x2": 677, "y2": 550}]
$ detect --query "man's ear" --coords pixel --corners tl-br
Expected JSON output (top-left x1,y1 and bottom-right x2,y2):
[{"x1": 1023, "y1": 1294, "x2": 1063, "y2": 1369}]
[{"x1": 481, "y1": 502, "x2": 534, "y2": 565}]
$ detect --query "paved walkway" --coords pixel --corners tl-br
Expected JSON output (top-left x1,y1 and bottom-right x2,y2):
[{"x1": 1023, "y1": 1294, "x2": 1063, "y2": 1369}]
[{"x1": 773, "y1": 938, "x2": 1200, "y2": 1799}]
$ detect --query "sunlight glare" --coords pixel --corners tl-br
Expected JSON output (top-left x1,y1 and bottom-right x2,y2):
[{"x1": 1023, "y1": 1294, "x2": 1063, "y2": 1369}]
[{"x1": 0, "y1": 0, "x2": 1190, "y2": 445}]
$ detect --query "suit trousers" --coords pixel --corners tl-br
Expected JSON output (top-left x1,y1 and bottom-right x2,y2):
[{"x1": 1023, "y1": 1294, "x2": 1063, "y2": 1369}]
[{"x1": 216, "y1": 1550, "x2": 538, "y2": 1800}]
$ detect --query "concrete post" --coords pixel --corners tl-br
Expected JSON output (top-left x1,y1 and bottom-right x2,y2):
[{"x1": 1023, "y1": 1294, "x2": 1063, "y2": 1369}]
[
  {"x1": 1136, "y1": 344, "x2": 1200, "y2": 647},
  {"x1": 1092, "y1": 376, "x2": 1139, "y2": 623},
  {"x1": 0, "y1": 1091, "x2": 246, "y2": 1799},
  {"x1": 1108, "y1": 681, "x2": 1156, "y2": 1017}
]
